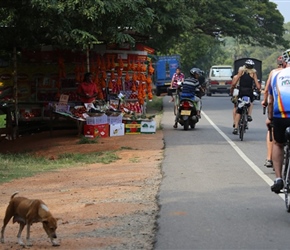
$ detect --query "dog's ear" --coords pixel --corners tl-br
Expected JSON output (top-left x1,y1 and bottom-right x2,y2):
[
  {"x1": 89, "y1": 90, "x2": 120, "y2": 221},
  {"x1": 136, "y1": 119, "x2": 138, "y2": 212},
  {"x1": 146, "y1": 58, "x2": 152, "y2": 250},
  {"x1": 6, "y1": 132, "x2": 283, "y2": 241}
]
[{"x1": 42, "y1": 219, "x2": 48, "y2": 224}]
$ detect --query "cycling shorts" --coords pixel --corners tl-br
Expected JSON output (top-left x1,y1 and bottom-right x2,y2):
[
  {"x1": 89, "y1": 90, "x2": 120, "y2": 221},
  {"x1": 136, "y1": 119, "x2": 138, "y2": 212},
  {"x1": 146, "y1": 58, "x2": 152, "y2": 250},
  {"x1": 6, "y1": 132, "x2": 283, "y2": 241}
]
[{"x1": 273, "y1": 118, "x2": 290, "y2": 144}]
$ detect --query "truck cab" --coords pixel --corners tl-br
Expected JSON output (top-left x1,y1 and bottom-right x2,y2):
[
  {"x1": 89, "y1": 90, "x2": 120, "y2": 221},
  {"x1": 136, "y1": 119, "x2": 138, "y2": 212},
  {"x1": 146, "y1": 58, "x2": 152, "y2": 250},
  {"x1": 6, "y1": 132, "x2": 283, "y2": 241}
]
[{"x1": 154, "y1": 55, "x2": 180, "y2": 96}]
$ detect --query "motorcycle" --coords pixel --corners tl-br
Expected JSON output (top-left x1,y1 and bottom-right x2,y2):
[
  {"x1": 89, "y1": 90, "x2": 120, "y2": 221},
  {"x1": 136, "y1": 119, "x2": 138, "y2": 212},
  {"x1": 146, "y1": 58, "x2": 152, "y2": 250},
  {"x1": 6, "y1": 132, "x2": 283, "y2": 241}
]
[
  {"x1": 177, "y1": 87, "x2": 200, "y2": 130},
  {"x1": 177, "y1": 98, "x2": 199, "y2": 130}
]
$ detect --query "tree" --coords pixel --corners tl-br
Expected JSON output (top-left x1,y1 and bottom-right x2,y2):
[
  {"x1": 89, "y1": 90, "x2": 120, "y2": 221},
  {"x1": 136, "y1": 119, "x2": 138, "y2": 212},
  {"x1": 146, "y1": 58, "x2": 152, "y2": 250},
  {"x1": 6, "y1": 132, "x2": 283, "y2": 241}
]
[
  {"x1": 0, "y1": 0, "x2": 155, "y2": 49},
  {"x1": 191, "y1": 0, "x2": 286, "y2": 47}
]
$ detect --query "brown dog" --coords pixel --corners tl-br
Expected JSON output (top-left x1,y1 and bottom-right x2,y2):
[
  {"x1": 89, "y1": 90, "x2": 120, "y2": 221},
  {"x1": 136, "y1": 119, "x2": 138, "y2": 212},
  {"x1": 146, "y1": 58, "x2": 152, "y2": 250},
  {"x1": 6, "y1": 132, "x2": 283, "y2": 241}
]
[{"x1": 1, "y1": 192, "x2": 59, "y2": 247}]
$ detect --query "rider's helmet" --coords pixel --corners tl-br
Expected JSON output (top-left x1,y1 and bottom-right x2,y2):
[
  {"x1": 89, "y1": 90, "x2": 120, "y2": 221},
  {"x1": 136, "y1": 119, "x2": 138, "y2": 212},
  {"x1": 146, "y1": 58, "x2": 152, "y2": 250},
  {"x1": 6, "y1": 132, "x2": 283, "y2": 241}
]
[
  {"x1": 282, "y1": 49, "x2": 290, "y2": 63},
  {"x1": 277, "y1": 56, "x2": 283, "y2": 65},
  {"x1": 189, "y1": 68, "x2": 202, "y2": 78},
  {"x1": 245, "y1": 59, "x2": 255, "y2": 69}
]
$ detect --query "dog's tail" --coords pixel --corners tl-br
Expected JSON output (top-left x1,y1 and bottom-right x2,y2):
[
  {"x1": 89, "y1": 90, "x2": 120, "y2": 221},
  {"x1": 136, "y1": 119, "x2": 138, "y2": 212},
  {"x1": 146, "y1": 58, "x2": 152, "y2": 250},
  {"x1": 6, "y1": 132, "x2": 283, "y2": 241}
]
[{"x1": 11, "y1": 191, "x2": 19, "y2": 199}]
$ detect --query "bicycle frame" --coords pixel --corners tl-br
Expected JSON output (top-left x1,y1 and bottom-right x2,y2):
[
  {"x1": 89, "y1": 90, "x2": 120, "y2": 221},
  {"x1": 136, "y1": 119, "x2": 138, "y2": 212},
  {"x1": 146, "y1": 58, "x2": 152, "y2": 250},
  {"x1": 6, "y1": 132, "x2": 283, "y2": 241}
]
[{"x1": 283, "y1": 128, "x2": 290, "y2": 212}]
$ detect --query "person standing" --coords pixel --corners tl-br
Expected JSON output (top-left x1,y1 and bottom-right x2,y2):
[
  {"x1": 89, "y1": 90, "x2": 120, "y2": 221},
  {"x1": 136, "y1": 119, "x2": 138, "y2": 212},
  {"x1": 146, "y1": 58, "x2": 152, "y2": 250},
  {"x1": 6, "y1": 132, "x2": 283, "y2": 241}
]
[
  {"x1": 169, "y1": 67, "x2": 184, "y2": 102},
  {"x1": 77, "y1": 72, "x2": 98, "y2": 104},
  {"x1": 266, "y1": 49, "x2": 290, "y2": 193},
  {"x1": 261, "y1": 56, "x2": 285, "y2": 168}
]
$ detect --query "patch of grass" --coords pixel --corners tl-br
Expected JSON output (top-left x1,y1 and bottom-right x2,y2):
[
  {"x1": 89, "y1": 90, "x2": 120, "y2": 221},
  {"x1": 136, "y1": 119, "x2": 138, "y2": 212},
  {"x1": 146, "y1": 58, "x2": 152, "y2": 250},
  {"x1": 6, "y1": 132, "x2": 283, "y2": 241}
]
[
  {"x1": 147, "y1": 96, "x2": 163, "y2": 113},
  {"x1": 0, "y1": 114, "x2": 5, "y2": 128},
  {"x1": 129, "y1": 157, "x2": 140, "y2": 163},
  {"x1": 0, "y1": 151, "x2": 120, "y2": 184},
  {"x1": 77, "y1": 136, "x2": 99, "y2": 144},
  {"x1": 120, "y1": 146, "x2": 135, "y2": 150}
]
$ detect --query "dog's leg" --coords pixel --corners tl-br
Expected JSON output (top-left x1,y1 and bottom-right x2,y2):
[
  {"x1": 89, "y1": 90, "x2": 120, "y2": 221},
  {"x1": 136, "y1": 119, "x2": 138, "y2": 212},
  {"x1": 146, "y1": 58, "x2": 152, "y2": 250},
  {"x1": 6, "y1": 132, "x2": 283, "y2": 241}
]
[
  {"x1": 1, "y1": 206, "x2": 14, "y2": 243},
  {"x1": 16, "y1": 223, "x2": 25, "y2": 246},
  {"x1": 25, "y1": 223, "x2": 33, "y2": 246}
]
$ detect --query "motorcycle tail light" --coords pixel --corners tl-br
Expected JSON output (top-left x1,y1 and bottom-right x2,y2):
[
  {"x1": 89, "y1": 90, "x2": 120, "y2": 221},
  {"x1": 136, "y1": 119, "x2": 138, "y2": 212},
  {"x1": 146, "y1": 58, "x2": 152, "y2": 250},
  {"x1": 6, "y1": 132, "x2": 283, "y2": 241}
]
[{"x1": 181, "y1": 101, "x2": 193, "y2": 108}]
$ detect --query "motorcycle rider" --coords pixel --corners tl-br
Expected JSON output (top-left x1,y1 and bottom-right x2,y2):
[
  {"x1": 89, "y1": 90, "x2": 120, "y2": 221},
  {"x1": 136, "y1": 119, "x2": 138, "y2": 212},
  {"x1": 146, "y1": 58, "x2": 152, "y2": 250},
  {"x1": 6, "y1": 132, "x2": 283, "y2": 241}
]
[
  {"x1": 173, "y1": 68, "x2": 202, "y2": 129},
  {"x1": 231, "y1": 59, "x2": 261, "y2": 135},
  {"x1": 169, "y1": 67, "x2": 185, "y2": 102}
]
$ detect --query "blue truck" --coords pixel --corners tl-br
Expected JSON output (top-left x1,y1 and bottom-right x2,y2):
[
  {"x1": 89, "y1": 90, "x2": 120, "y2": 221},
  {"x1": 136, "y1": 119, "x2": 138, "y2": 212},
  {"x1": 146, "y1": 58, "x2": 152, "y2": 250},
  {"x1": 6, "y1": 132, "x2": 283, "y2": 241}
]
[{"x1": 153, "y1": 55, "x2": 180, "y2": 96}]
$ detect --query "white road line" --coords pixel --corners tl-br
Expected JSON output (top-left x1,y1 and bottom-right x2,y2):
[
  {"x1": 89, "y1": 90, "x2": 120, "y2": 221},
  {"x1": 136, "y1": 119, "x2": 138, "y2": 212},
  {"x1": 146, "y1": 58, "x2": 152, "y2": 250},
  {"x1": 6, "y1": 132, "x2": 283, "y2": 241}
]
[{"x1": 202, "y1": 110, "x2": 285, "y2": 200}]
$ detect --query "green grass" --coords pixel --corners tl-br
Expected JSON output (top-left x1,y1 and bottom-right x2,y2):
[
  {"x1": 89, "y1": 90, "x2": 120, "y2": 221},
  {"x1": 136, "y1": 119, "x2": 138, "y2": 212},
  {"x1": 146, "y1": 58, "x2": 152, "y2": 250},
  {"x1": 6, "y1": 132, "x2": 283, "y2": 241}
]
[
  {"x1": 0, "y1": 151, "x2": 120, "y2": 184},
  {"x1": 77, "y1": 136, "x2": 99, "y2": 144},
  {"x1": 129, "y1": 157, "x2": 140, "y2": 163},
  {"x1": 0, "y1": 114, "x2": 5, "y2": 128},
  {"x1": 146, "y1": 96, "x2": 163, "y2": 114}
]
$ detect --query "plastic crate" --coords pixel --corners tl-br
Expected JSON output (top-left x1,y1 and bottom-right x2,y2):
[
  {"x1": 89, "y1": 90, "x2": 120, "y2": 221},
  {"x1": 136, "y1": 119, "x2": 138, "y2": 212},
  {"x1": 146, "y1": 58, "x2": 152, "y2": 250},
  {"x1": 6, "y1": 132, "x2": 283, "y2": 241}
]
[
  {"x1": 107, "y1": 115, "x2": 123, "y2": 124},
  {"x1": 86, "y1": 115, "x2": 107, "y2": 125}
]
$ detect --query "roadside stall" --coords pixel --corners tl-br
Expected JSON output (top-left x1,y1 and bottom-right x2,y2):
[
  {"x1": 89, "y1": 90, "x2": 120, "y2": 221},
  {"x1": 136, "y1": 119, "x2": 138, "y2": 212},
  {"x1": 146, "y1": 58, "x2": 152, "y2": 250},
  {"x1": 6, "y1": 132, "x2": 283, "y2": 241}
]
[{"x1": 0, "y1": 43, "x2": 157, "y2": 139}]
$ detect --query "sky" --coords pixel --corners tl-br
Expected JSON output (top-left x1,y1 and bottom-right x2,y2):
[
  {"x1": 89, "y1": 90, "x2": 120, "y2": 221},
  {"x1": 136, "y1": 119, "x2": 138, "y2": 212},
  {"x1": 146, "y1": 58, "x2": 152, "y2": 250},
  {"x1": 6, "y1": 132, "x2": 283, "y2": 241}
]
[{"x1": 271, "y1": 0, "x2": 290, "y2": 23}]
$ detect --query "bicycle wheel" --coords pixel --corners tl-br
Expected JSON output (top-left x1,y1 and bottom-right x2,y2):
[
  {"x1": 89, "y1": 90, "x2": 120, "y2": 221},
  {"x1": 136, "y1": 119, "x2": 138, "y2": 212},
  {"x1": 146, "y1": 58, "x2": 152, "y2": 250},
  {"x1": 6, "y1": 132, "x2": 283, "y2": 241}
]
[
  {"x1": 283, "y1": 143, "x2": 290, "y2": 212},
  {"x1": 173, "y1": 93, "x2": 177, "y2": 115},
  {"x1": 239, "y1": 109, "x2": 246, "y2": 141},
  {"x1": 174, "y1": 99, "x2": 178, "y2": 116}
]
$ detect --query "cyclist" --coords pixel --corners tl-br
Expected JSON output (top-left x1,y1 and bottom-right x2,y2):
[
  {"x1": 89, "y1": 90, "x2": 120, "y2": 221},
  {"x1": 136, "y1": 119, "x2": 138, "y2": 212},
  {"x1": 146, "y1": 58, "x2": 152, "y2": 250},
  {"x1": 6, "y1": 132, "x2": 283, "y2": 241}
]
[
  {"x1": 262, "y1": 56, "x2": 285, "y2": 168},
  {"x1": 266, "y1": 49, "x2": 290, "y2": 193},
  {"x1": 230, "y1": 59, "x2": 261, "y2": 135},
  {"x1": 169, "y1": 67, "x2": 185, "y2": 102},
  {"x1": 173, "y1": 68, "x2": 202, "y2": 128}
]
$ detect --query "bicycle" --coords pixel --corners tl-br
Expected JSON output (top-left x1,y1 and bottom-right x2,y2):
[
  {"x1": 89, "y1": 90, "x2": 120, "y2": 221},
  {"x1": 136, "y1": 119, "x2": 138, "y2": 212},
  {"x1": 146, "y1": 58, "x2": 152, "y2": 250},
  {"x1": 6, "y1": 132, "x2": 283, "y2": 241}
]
[
  {"x1": 281, "y1": 127, "x2": 290, "y2": 211},
  {"x1": 237, "y1": 96, "x2": 251, "y2": 141},
  {"x1": 171, "y1": 81, "x2": 182, "y2": 116},
  {"x1": 267, "y1": 121, "x2": 290, "y2": 212}
]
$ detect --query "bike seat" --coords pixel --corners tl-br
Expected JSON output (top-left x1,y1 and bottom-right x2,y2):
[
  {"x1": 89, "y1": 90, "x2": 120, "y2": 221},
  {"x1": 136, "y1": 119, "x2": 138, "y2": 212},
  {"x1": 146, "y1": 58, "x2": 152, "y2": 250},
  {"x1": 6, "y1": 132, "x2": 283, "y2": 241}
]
[
  {"x1": 180, "y1": 98, "x2": 195, "y2": 103},
  {"x1": 238, "y1": 96, "x2": 251, "y2": 108}
]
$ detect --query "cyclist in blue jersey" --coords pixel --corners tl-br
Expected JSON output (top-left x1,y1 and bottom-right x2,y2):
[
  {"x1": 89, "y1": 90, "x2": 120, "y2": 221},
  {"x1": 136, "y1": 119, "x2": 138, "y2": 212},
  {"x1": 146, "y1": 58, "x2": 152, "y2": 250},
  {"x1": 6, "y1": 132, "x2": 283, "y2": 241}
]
[{"x1": 267, "y1": 49, "x2": 290, "y2": 193}]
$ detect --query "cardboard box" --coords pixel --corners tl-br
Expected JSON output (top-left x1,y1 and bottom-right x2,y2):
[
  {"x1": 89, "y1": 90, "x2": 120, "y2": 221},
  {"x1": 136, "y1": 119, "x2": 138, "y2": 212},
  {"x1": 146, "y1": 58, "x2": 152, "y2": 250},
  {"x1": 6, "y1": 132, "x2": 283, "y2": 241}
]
[
  {"x1": 59, "y1": 94, "x2": 69, "y2": 105},
  {"x1": 110, "y1": 123, "x2": 125, "y2": 137},
  {"x1": 123, "y1": 120, "x2": 141, "y2": 134},
  {"x1": 86, "y1": 115, "x2": 108, "y2": 125},
  {"x1": 107, "y1": 114, "x2": 123, "y2": 124},
  {"x1": 141, "y1": 120, "x2": 156, "y2": 134},
  {"x1": 84, "y1": 124, "x2": 109, "y2": 138}
]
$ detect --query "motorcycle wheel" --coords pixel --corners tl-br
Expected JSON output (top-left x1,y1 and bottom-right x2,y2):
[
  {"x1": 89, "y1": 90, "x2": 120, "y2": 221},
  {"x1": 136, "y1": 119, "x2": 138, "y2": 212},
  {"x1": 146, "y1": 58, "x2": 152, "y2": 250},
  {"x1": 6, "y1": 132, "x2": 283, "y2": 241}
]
[
  {"x1": 184, "y1": 119, "x2": 189, "y2": 131},
  {"x1": 190, "y1": 123, "x2": 196, "y2": 129}
]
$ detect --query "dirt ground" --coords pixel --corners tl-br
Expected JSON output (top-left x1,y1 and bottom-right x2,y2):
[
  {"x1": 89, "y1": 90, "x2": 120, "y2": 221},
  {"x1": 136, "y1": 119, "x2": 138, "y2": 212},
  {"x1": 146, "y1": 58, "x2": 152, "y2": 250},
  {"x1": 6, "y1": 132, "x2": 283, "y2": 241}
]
[{"x1": 0, "y1": 126, "x2": 164, "y2": 250}]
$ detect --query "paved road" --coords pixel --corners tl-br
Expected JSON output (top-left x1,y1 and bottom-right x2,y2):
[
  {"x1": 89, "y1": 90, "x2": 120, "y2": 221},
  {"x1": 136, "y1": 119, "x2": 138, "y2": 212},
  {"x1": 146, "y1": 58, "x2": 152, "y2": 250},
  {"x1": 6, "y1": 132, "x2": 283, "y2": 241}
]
[{"x1": 155, "y1": 95, "x2": 290, "y2": 250}]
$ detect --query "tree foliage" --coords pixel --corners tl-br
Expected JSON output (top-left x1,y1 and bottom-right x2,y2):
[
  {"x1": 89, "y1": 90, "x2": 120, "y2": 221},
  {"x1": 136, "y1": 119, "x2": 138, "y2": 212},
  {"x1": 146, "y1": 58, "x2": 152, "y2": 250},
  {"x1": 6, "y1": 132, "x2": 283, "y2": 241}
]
[
  {"x1": 0, "y1": 0, "x2": 155, "y2": 49},
  {"x1": 0, "y1": 0, "x2": 288, "y2": 74}
]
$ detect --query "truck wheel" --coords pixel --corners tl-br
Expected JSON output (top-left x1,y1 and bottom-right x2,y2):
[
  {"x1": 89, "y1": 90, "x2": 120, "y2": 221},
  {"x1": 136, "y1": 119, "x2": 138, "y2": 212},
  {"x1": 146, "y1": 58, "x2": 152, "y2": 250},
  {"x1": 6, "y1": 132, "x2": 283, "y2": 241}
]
[{"x1": 207, "y1": 92, "x2": 212, "y2": 96}]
